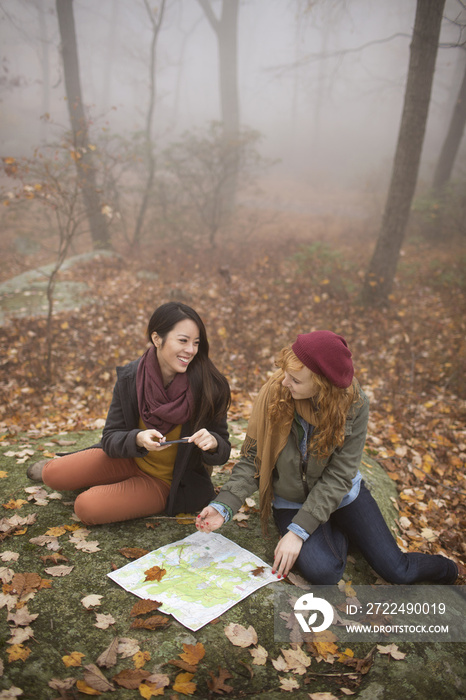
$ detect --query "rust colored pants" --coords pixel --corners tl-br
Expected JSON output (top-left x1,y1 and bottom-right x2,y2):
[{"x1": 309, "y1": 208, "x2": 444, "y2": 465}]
[{"x1": 42, "y1": 448, "x2": 170, "y2": 526}]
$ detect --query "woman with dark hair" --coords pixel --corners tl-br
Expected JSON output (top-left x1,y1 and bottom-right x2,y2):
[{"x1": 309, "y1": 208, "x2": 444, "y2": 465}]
[
  {"x1": 30, "y1": 302, "x2": 231, "y2": 525},
  {"x1": 196, "y1": 331, "x2": 464, "y2": 585}
]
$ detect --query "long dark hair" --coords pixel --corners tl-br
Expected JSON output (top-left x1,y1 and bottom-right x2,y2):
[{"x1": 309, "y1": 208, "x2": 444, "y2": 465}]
[{"x1": 147, "y1": 302, "x2": 230, "y2": 430}]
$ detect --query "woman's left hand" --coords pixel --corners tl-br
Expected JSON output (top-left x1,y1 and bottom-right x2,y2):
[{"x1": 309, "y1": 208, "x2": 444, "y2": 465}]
[
  {"x1": 188, "y1": 429, "x2": 218, "y2": 453},
  {"x1": 272, "y1": 531, "x2": 303, "y2": 578}
]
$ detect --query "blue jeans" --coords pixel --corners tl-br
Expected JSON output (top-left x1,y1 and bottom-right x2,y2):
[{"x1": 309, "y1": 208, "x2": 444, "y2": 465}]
[{"x1": 273, "y1": 481, "x2": 458, "y2": 585}]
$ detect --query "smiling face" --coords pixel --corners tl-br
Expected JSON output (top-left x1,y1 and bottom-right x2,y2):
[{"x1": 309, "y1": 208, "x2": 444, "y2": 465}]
[
  {"x1": 151, "y1": 318, "x2": 200, "y2": 386},
  {"x1": 281, "y1": 364, "x2": 318, "y2": 401}
]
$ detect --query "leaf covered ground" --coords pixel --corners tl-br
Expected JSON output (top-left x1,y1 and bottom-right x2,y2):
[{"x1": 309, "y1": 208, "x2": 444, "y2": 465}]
[{"x1": 0, "y1": 199, "x2": 465, "y2": 697}]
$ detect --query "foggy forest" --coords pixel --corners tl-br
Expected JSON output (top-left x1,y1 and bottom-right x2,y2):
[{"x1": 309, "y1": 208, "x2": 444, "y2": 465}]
[{"x1": 0, "y1": 0, "x2": 465, "y2": 698}]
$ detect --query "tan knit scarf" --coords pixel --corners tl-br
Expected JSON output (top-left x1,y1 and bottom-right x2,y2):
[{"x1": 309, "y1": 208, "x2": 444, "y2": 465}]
[{"x1": 241, "y1": 369, "x2": 316, "y2": 533}]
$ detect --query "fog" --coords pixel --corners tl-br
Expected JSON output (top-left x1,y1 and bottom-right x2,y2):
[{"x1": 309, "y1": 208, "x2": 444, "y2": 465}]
[{"x1": 1, "y1": 0, "x2": 465, "y2": 190}]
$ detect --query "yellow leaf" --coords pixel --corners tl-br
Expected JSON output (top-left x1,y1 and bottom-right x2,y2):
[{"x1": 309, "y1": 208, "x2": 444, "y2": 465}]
[
  {"x1": 62, "y1": 651, "x2": 85, "y2": 667},
  {"x1": 176, "y1": 513, "x2": 196, "y2": 524},
  {"x1": 7, "y1": 644, "x2": 31, "y2": 662},
  {"x1": 422, "y1": 454, "x2": 434, "y2": 474},
  {"x1": 61, "y1": 322, "x2": 69, "y2": 330},
  {"x1": 172, "y1": 672, "x2": 196, "y2": 695},
  {"x1": 134, "y1": 650, "x2": 151, "y2": 669},
  {"x1": 139, "y1": 681, "x2": 165, "y2": 698},
  {"x1": 88, "y1": 144, "x2": 97, "y2": 151},
  {"x1": 0, "y1": 470, "x2": 8, "y2": 478},
  {"x1": 76, "y1": 679, "x2": 102, "y2": 695},
  {"x1": 217, "y1": 327, "x2": 227, "y2": 338},
  {"x1": 3, "y1": 499, "x2": 28, "y2": 510},
  {"x1": 45, "y1": 526, "x2": 67, "y2": 537}
]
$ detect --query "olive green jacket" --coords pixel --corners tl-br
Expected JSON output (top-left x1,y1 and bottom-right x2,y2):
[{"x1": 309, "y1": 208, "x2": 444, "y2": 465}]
[{"x1": 216, "y1": 386, "x2": 369, "y2": 535}]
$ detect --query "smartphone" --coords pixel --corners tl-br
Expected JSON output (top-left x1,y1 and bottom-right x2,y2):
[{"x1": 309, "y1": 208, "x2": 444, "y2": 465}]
[{"x1": 161, "y1": 437, "x2": 190, "y2": 445}]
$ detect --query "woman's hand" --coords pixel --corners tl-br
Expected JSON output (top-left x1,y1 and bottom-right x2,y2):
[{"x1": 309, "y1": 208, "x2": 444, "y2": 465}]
[
  {"x1": 196, "y1": 505, "x2": 225, "y2": 533},
  {"x1": 136, "y1": 429, "x2": 169, "y2": 452},
  {"x1": 188, "y1": 429, "x2": 218, "y2": 453},
  {"x1": 272, "y1": 531, "x2": 303, "y2": 578}
]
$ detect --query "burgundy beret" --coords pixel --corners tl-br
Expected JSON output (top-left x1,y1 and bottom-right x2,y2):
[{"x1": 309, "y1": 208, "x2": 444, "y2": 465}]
[{"x1": 291, "y1": 331, "x2": 354, "y2": 388}]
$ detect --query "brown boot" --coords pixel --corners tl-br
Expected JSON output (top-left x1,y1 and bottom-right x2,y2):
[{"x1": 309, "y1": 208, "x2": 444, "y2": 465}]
[{"x1": 26, "y1": 459, "x2": 49, "y2": 482}]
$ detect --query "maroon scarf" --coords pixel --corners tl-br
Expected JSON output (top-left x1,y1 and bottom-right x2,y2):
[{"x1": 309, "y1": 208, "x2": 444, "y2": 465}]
[{"x1": 136, "y1": 345, "x2": 193, "y2": 435}]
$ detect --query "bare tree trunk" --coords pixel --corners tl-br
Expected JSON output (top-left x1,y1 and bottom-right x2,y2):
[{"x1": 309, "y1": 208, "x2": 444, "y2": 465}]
[
  {"x1": 197, "y1": 0, "x2": 240, "y2": 210},
  {"x1": 132, "y1": 0, "x2": 166, "y2": 247},
  {"x1": 56, "y1": 0, "x2": 111, "y2": 250},
  {"x1": 35, "y1": 0, "x2": 51, "y2": 142},
  {"x1": 432, "y1": 58, "x2": 466, "y2": 192},
  {"x1": 361, "y1": 0, "x2": 446, "y2": 306}
]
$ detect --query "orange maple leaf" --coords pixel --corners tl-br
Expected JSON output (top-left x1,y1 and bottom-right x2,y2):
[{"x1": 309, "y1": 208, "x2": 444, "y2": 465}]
[
  {"x1": 144, "y1": 566, "x2": 166, "y2": 582},
  {"x1": 179, "y1": 642, "x2": 206, "y2": 666}
]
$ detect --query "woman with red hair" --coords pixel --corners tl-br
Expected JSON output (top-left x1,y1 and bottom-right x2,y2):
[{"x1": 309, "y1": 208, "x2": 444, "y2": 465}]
[{"x1": 197, "y1": 331, "x2": 463, "y2": 585}]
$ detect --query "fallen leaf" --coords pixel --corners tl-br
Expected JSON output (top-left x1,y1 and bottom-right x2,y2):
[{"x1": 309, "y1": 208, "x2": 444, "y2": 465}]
[
  {"x1": 130, "y1": 599, "x2": 162, "y2": 617},
  {"x1": 308, "y1": 693, "x2": 339, "y2": 700},
  {"x1": 278, "y1": 676, "x2": 300, "y2": 691},
  {"x1": 138, "y1": 680, "x2": 166, "y2": 698},
  {"x1": 0, "y1": 685, "x2": 23, "y2": 699},
  {"x1": 271, "y1": 655, "x2": 288, "y2": 671},
  {"x1": 133, "y1": 651, "x2": 151, "y2": 669},
  {"x1": 119, "y1": 547, "x2": 149, "y2": 560},
  {"x1": 83, "y1": 664, "x2": 116, "y2": 692},
  {"x1": 7, "y1": 644, "x2": 31, "y2": 663},
  {"x1": 48, "y1": 677, "x2": 76, "y2": 690},
  {"x1": 144, "y1": 566, "x2": 166, "y2": 582},
  {"x1": 94, "y1": 613, "x2": 116, "y2": 629},
  {"x1": 62, "y1": 651, "x2": 85, "y2": 668},
  {"x1": 40, "y1": 553, "x2": 69, "y2": 565},
  {"x1": 76, "y1": 679, "x2": 102, "y2": 695},
  {"x1": 112, "y1": 668, "x2": 151, "y2": 689},
  {"x1": 96, "y1": 637, "x2": 119, "y2": 668},
  {"x1": 130, "y1": 615, "x2": 169, "y2": 630},
  {"x1": 44, "y1": 565, "x2": 74, "y2": 577},
  {"x1": 81, "y1": 594, "x2": 103, "y2": 609},
  {"x1": 250, "y1": 566, "x2": 266, "y2": 576},
  {"x1": 10, "y1": 572, "x2": 42, "y2": 597},
  {"x1": 172, "y1": 672, "x2": 196, "y2": 695},
  {"x1": 249, "y1": 645, "x2": 268, "y2": 665},
  {"x1": 7, "y1": 626, "x2": 34, "y2": 645},
  {"x1": 207, "y1": 666, "x2": 233, "y2": 694},
  {"x1": 45, "y1": 526, "x2": 67, "y2": 537},
  {"x1": 178, "y1": 642, "x2": 205, "y2": 666},
  {"x1": 377, "y1": 643, "x2": 406, "y2": 660},
  {"x1": 117, "y1": 638, "x2": 140, "y2": 658},
  {"x1": 74, "y1": 540, "x2": 100, "y2": 553},
  {"x1": 224, "y1": 623, "x2": 258, "y2": 648},
  {"x1": 2, "y1": 500, "x2": 28, "y2": 510},
  {"x1": 7, "y1": 607, "x2": 38, "y2": 627},
  {"x1": 1, "y1": 551, "x2": 19, "y2": 562},
  {"x1": 175, "y1": 513, "x2": 196, "y2": 524},
  {"x1": 280, "y1": 646, "x2": 311, "y2": 674}
]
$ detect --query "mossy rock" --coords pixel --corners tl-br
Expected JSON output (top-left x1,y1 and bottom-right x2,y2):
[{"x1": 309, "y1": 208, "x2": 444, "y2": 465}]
[{"x1": 0, "y1": 426, "x2": 464, "y2": 699}]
